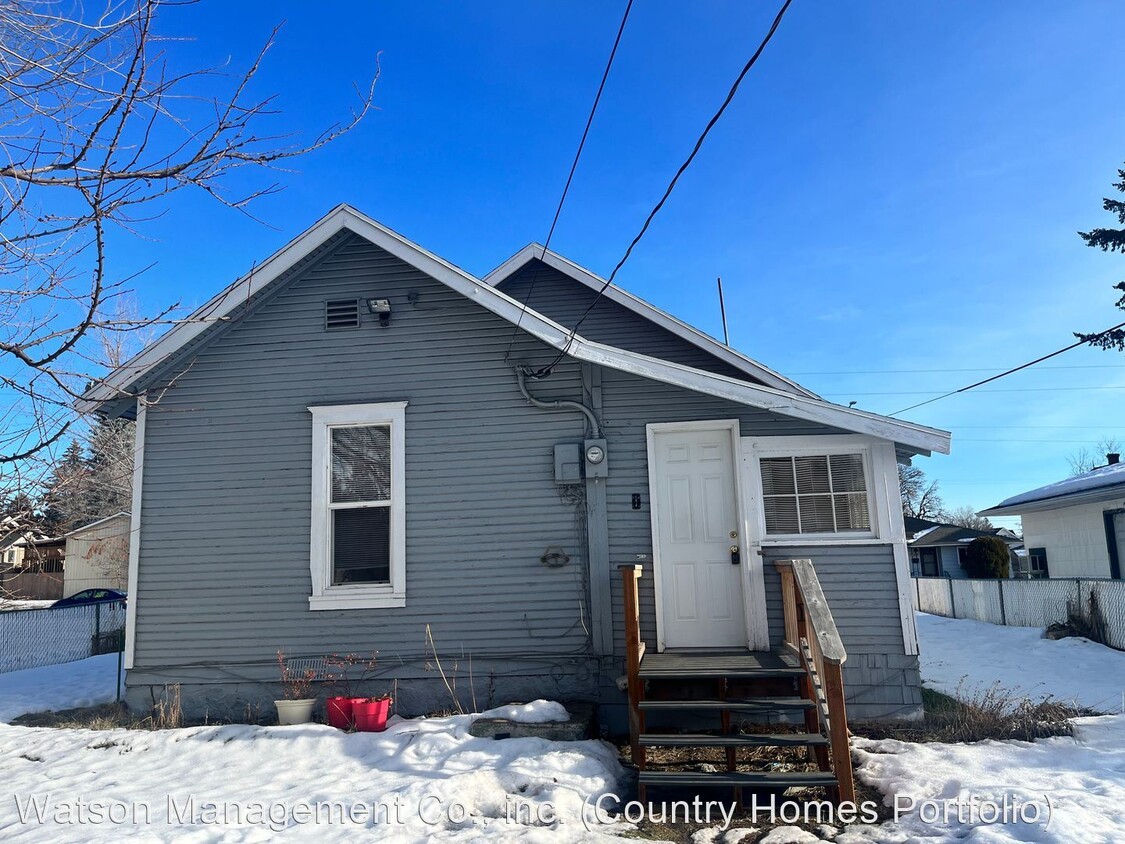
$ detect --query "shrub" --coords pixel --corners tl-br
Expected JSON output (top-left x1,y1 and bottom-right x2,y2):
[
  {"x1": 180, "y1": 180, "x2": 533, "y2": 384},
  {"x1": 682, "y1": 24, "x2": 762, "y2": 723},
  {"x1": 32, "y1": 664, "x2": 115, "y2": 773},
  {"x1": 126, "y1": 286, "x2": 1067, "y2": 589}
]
[{"x1": 962, "y1": 535, "x2": 1010, "y2": 579}]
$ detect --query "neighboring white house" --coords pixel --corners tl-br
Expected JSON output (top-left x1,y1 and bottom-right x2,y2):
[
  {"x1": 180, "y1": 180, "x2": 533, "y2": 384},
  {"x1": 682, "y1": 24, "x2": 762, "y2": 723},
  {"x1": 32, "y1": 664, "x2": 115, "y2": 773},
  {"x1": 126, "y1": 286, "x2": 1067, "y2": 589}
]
[
  {"x1": 61, "y1": 513, "x2": 131, "y2": 597},
  {"x1": 980, "y1": 456, "x2": 1125, "y2": 580}
]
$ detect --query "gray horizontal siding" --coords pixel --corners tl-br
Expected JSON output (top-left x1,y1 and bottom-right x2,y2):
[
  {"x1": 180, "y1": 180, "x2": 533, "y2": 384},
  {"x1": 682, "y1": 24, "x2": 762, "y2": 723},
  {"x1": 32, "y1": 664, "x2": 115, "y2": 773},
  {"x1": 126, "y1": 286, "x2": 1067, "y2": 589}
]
[
  {"x1": 500, "y1": 261, "x2": 754, "y2": 381},
  {"x1": 597, "y1": 365, "x2": 856, "y2": 655},
  {"x1": 135, "y1": 234, "x2": 593, "y2": 675}
]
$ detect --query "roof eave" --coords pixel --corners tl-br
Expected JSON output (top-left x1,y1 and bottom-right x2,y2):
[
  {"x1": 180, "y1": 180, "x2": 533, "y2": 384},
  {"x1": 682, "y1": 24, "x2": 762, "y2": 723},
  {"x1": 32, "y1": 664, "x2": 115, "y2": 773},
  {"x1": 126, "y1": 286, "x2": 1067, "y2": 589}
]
[
  {"x1": 484, "y1": 244, "x2": 822, "y2": 401},
  {"x1": 980, "y1": 484, "x2": 1125, "y2": 517}
]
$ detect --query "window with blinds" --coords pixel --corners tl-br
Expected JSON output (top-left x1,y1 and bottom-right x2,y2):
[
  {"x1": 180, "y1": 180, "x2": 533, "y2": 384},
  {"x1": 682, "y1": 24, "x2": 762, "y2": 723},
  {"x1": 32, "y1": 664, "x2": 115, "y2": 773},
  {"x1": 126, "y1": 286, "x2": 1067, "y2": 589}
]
[
  {"x1": 329, "y1": 424, "x2": 392, "y2": 584},
  {"x1": 759, "y1": 453, "x2": 871, "y2": 535}
]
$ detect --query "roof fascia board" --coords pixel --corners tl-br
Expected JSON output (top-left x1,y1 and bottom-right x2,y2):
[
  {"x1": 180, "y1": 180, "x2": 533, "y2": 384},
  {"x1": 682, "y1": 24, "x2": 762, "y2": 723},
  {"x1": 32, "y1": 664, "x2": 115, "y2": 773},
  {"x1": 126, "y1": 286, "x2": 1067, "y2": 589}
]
[
  {"x1": 567, "y1": 337, "x2": 950, "y2": 454},
  {"x1": 80, "y1": 206, "x2": 949, "y2": 454},
  {"x1": 77, "y1": 206, "x2": 356, "y2": 411},
  {"x1": 484, "y1": 244, "x2": 819, "y2": 400},
  {"x1": 61, "y1": 512, "x2": 131, "y2": 538},
  {"x1": 980, "y1": 485, "x2": 1125, "y2": 516}
]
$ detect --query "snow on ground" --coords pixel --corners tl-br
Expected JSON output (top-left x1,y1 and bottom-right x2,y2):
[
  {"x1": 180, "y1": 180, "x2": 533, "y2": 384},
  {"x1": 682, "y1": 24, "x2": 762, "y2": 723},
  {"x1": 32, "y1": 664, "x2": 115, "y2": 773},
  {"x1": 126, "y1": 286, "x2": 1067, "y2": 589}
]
[
  {"x1": 838, "y1": 612, "x2": 1125, "y2": 843},
  {"x1": 0, "y1": 713, "x2": 628, "y2": 842},
  {"x1": 0, "y1": 660, "x2": 627, "y2": 842},
  {"x1": 0, "y1": 654, "x2": 123, "y2": 723},
  {"x1": 917, "y1": 612, "x2": 1125, "y2": 713},
  {"x1": 849, "y1": 715, "x2": 1125, "y2": 843},
  {"x1": 0, "y1": 600, "x2": 54, "y2": 612},
  {"x1": 5, "y1": 615, "x2": 1125, "y2": 842},
  {"x1": 478, "y1": 700, "x2": 569, "y2": 723}
]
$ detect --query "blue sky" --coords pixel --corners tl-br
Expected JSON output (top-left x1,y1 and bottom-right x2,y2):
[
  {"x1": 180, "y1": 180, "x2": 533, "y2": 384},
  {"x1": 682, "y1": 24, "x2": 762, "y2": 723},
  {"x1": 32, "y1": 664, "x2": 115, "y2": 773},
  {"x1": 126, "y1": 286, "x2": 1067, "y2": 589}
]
[{"x1": 116, "y1": 1, "x2": 1125, "y2": 528}]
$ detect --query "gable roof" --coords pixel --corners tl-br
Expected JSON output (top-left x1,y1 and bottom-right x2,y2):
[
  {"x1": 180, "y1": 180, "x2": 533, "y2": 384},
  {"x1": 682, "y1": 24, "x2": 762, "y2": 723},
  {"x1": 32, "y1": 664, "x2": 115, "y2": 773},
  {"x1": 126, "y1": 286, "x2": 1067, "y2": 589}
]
[
  {"x1": 908, "y1": 523, "x2": 1021, "y2": 548},
  {"x1": 980, "y1": 461, "x2": 1125, "y2": 516},
  {"x1": 78, "y1": 205, "x2": 950, "y2": 455},
  {"x1": 485, "y1": 244, "x2": 819, "y2": 399}
]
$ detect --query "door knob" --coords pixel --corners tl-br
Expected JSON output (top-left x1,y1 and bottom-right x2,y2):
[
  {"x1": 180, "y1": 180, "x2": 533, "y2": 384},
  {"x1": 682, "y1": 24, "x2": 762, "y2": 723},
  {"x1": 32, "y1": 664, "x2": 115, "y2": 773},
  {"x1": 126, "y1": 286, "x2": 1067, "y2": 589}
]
[{"x1": 730, "y1": 545, "x2": 741, "y2": 566}]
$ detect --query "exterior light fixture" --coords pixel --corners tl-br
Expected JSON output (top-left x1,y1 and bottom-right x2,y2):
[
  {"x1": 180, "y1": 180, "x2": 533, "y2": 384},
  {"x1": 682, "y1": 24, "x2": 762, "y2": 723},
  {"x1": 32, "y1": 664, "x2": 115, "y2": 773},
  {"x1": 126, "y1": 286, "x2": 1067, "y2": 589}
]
[{"x1": 366, "y1": 299, "x2": 392, "y2": 326}]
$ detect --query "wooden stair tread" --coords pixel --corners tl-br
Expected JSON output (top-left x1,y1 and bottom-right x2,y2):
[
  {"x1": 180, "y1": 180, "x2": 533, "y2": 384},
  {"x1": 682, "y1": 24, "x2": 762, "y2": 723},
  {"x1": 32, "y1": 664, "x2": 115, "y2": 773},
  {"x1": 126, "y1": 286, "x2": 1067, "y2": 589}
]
[
  {"x1": 638, "y1": 650, "x2": 803, "y2": 680},
  {"x1": 639, "y1": 697, "x2": 816, "y2": 712},
  {"x1": 638, "y1": 770, "x2": 837, "y2": 788},
  {"x1": 640, "y1": 732, "x2": 828, "y2": 748}
]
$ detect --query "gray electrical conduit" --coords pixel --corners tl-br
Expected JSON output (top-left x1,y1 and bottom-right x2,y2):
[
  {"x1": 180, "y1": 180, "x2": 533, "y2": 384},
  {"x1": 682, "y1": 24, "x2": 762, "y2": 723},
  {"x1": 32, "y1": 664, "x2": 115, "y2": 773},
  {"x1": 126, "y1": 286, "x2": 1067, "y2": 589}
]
[{"x1": 514, "y1": 366, "x2": 602, "y2": 439}]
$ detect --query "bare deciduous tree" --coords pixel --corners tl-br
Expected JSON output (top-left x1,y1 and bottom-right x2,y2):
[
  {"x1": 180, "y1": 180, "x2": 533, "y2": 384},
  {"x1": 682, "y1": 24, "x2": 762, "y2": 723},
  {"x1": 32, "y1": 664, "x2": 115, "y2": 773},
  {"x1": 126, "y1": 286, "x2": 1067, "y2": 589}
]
[
  {"x1": 1066, "y1": 437, "x2": 1122, "y2": 476},
  {"x1": 898, "y1": 463, "x2": 945, "y2": 521},
  {"x1": 945, "y1": 505, "x2": 993, "y2": 532},
  {"x1": 0, "y1": 0, "x2": 375, "y2": 469}
]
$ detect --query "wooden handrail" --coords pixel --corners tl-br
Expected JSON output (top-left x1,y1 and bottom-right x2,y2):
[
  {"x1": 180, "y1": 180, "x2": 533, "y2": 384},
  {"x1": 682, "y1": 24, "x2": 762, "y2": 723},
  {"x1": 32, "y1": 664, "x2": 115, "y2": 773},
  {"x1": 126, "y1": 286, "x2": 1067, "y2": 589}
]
[
  {"x1": 619, "y1": 564, "x2": 645, "y2": 765},
  {"x1": 775, "y1": 558, "x2": 854, "y2": 804}
]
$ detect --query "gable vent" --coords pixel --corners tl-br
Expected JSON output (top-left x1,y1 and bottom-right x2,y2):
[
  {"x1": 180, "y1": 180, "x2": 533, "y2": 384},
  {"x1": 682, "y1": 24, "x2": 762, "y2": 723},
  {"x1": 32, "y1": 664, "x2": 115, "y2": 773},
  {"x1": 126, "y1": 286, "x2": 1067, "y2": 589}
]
[{"x1": 325, "y1": 299, "x2": 360, "y2": 330}]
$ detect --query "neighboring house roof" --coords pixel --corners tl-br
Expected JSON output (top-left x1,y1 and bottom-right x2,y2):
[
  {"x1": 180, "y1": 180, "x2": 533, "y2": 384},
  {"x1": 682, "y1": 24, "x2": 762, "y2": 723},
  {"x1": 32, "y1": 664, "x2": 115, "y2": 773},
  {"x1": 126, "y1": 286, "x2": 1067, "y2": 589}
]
[
  {"x1": 980, "y1": 461, "x2": 1125, "y2": 516},
  {"x1": 78, "y1": 205, "x2": 951, "y2": 456},
  {"x1": 909, "y1": 524, "x2": 1021, "y2": 549},
  {"x1": 60, "y1": 513, "x2": 131, "y2": 539},
  {"x1": 484, "y1": 244, "x2": 819, "y2": 399},
  {"x1": 903, "y1": 515, "x2": 943, "y2": 540}
]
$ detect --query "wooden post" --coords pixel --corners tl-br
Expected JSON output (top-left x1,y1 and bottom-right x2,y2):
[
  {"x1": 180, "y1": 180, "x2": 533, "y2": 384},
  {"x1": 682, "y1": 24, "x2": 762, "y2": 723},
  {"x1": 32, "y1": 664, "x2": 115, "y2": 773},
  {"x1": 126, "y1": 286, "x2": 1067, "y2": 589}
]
[
  {"x1": 997, "y1": 578, "x2": 1007, "y2": 626},
  {"x1": 777, "y1": 564, "x2": 800, "y2": 650},
  {"x1": 822, "y1": 660, "x2": 855, "y2": 804},
  {"x1": 620, "y1": 565, "x2": 645, "y2": 767}
]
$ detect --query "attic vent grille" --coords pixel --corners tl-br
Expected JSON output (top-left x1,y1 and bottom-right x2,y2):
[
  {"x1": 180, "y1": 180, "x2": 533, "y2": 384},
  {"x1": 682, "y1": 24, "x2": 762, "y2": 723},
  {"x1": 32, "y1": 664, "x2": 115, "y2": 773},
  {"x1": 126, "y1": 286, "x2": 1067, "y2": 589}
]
[{"x1": 325, "y1": 299, "x2": 360, "y2": 330}]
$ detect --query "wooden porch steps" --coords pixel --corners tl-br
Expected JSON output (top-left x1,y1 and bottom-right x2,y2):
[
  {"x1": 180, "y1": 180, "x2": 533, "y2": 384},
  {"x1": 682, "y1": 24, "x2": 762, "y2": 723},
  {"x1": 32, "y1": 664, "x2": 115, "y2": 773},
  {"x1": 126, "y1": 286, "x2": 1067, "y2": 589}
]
[
  {"x1": 639, "y1": 697, "x2": 816, "y2": 713},
  {"x1": 620, "y1": 562, "x2": 857, "y2": 807},
  {"x1": 640, "y1": 732, "x2": 829, "y2": 748},
  {"x1": 639, "y1": 770, "x2": 838, "y2": 789}
]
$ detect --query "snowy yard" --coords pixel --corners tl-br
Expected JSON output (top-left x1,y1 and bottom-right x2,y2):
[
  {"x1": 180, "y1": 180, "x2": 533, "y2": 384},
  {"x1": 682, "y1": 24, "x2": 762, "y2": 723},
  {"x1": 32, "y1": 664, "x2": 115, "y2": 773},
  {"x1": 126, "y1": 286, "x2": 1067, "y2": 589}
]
[
  {"x1": 916, "y1": 612, "x2": 1125, "y2": 713},
  {"x1": 1, "y1": 614, "x2": 1124, "y2": 842},
  {"x1": 0, "y1": 667, "x2": 629, "y2": 842}
]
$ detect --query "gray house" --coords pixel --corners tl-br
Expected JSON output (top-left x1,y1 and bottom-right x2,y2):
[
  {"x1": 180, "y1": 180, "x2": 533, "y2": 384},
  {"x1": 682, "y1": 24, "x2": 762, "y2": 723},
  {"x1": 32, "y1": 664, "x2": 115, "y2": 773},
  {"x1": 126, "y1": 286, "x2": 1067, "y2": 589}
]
[{"x1": 81, "y1": 206, "x2": 950, "y2": 727}]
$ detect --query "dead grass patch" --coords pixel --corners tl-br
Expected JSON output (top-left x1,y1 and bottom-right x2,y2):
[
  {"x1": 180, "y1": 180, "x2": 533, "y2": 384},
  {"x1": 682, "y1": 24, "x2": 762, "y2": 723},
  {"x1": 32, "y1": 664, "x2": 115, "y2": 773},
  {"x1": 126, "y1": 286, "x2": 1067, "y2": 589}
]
[{"x1": 852, "y1": 685, "x2": 1084, "y2": 744}]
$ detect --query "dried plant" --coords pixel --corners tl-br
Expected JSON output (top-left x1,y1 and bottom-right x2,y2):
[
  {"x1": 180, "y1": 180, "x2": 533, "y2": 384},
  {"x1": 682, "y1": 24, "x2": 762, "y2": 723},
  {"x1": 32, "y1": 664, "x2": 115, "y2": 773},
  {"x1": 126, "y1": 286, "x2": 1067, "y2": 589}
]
[
  {"x1": 276, "y1": 650, "x2": 317, "y2": 701},
  {"x1": 324, "y1": 651, "x2": 379, "y2": 698}
]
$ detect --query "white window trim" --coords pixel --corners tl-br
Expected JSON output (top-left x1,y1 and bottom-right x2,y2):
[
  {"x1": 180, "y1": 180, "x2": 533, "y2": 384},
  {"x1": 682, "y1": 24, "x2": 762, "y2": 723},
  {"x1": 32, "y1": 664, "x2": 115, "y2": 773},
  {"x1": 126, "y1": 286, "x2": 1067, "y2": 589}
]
[
  {"x1": 308, "y1": 402, "x2": 407, "y2": 610},
  {"x1": 745, "y1": 435, "x2": 881, "y2": 543}
]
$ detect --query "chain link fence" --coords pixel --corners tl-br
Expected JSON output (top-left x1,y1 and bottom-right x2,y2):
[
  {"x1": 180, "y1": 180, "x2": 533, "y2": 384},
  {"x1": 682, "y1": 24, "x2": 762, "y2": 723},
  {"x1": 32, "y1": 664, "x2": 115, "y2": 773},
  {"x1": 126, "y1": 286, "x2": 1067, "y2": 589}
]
[
  {"x1": 0, "y1": 600, "x2": 126, "y2": 674},
  {"x1": 913, "y1": 576, "x2": 1125, "y2": 651}
]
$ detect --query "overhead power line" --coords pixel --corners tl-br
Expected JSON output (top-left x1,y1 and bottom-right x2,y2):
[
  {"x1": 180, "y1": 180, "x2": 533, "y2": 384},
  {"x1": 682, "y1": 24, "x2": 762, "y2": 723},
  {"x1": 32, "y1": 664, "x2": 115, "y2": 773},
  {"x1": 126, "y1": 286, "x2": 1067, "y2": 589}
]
[
  {"x1": 835, "y1": 385, "x2": 1125, "y2": 397},
  {"x1": 890, "y1": 320, "x2": 1125, "y2": 416},
  {"x1": 791, "y1": 364, "x2": 1125, "y2": 375},
  {"x1": 532, "y1": 0, "x2": 795, "y2": 377},
  {"x1": 505, "y1": 0, "x2": 634, "y2": 362}
]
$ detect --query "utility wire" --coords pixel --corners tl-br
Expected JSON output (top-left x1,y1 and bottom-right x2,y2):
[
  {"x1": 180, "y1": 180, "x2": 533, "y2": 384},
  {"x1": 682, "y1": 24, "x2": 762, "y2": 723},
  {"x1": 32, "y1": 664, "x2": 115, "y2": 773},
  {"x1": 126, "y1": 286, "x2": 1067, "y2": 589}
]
[
  {"x1": 532, "y1": 0, "x2": 796, "y2": 377},
  {"x1": 890, "y1": 320, "x2": 1125, "y2": 416},
  {"x1": 504, "y1": 0, "x2": 634, "y2": 364}
]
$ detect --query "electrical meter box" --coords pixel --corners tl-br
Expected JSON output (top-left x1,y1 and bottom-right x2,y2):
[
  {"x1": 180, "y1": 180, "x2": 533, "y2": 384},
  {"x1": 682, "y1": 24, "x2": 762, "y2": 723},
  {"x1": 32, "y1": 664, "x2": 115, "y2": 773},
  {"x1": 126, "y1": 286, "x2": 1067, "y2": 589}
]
[{"x1": 553, "y1": 443, "x2": 582, "y2": 485}]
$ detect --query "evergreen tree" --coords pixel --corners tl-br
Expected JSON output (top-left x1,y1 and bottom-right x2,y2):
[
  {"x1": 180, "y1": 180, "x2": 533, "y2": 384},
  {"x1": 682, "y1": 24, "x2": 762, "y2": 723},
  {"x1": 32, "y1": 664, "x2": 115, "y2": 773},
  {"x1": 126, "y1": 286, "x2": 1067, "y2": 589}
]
[
  {"x1": 1077, "y1": 163, "x2": 1125, "y2": 350},
  {"x1": 83, "y1": 416, "x2": 134, "y2": 518},
  {"x1": 40, "y1": 440, "x2": 89, "y2": 534}
]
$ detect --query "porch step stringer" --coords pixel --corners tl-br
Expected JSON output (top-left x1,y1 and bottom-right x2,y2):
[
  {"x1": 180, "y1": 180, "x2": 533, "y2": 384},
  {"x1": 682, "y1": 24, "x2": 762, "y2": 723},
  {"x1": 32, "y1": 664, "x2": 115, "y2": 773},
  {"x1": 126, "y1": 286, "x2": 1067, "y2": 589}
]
[{"x1": 619, "y1": 563, "x2": 856, "y2": 807}]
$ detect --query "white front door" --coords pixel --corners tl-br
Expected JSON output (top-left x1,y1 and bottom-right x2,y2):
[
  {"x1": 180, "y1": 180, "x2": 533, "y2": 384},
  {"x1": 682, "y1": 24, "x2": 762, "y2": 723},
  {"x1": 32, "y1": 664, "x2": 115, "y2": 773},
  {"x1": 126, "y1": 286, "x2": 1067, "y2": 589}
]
[{"x1": 650, "y1": 425, "x2": 747, "y2": 649}]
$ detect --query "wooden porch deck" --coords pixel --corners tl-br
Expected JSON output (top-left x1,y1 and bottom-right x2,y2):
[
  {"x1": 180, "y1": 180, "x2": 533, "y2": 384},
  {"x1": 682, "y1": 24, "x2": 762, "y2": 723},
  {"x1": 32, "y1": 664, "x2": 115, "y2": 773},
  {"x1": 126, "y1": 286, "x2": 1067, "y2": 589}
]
[{"x1": 638, "y1": 649, "x2": 803, "y2": 679}]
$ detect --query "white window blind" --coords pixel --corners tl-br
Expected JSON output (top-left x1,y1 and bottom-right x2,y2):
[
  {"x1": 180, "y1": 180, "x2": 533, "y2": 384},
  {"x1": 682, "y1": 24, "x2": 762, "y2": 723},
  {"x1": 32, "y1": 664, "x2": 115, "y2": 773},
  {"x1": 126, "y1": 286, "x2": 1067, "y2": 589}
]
[{"x1": 760, "y1": 453, "x2": 871, "y2": 535}]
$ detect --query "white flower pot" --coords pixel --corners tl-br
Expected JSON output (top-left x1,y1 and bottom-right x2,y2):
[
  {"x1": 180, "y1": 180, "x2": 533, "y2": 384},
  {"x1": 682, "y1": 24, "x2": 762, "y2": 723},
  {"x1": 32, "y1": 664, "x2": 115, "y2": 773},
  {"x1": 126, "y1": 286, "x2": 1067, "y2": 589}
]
[{"x1": 275, "y1": 698, "x2": 316, "y2": 725}]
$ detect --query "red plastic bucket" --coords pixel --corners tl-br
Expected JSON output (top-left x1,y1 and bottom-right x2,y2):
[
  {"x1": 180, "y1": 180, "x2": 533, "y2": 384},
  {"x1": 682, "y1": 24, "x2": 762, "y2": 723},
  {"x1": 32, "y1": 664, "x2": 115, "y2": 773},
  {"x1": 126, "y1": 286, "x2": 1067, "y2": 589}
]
[
  {"x1": 352, "y1": 698, "x2": 391, "y2": 732},
  {"x1": 326, "y1": 696, "x2": 366, "y2": 730}
]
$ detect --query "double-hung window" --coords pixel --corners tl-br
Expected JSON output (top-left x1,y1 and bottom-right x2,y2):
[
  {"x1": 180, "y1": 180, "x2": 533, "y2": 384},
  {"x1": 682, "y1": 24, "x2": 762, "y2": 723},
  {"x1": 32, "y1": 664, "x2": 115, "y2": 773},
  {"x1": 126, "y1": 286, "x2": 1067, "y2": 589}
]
[
  {"x1": 750, "y1": 439, "x2": 878, "y2": 540},
  {"x1": 308, "y1": 402, "x2": 407, "y2": 610}
]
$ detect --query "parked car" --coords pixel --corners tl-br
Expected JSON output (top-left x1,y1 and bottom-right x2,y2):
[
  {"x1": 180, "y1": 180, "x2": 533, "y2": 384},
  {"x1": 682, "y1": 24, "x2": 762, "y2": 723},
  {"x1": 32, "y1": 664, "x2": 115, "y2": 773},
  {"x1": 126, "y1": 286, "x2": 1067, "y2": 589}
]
[{"x1": 51, "y1": 588, "x2": 127, "y2": 609}]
